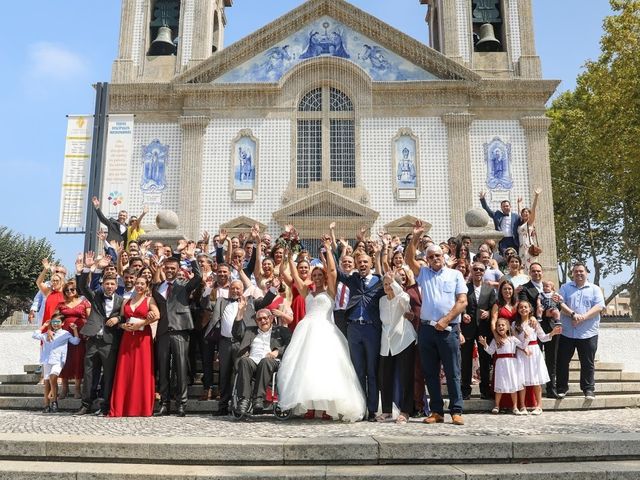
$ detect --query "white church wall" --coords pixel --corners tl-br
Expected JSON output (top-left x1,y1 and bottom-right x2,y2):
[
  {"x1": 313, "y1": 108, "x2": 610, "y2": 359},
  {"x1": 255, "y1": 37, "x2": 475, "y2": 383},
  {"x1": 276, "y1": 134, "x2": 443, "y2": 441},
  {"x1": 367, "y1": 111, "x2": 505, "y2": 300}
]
[
  {"x1": 201, "y1": 118, "x2": 292, "y2": 236},
  {"x1": 361, "y1": 117, "x2": 452, "y2": 242},
  {"x1": 470, "y1": 119, "x2": 531, "y2": 211}
]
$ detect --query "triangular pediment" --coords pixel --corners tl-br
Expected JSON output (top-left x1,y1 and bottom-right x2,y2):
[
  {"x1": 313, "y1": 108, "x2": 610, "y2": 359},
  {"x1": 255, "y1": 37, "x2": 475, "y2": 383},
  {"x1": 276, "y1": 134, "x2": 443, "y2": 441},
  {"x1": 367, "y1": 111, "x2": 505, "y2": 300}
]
[
  {"x1": 272, "y1": 190, "x2": 379, "y2": 239},
  {"x1": 174, "y1": 0, "x2": 479, "y2": 85},
  {"x1": 384, "y1": 215, "x2": 432, "y2": 238},
  {"x1": 220, "y1": 216, "x2": 267, "y2": 237}
]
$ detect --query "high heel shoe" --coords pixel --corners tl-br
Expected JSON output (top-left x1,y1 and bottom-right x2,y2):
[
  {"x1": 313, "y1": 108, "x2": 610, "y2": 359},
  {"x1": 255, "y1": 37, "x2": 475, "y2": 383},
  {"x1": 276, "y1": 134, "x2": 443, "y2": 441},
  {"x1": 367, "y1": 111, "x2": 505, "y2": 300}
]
[
  {"x1": 303, "y1": 409, "x2": 316, "y2": 419},
  {"x1": 321, "y1": 411, "x2": 332, "y2": 421}
]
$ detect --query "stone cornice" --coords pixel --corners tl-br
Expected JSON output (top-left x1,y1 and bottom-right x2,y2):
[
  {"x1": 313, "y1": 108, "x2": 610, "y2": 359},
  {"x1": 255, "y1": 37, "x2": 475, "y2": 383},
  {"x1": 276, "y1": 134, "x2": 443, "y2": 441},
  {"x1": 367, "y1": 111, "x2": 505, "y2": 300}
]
[
  {"x1": 441, "y1": 112, "x2": 475, "y2": 128},
  {"x1": 171, "y1": 0, "x2": 480, "y2": 85},
  {"x1": 178, "y1": 115, "x2": 210, "y2": 128}
]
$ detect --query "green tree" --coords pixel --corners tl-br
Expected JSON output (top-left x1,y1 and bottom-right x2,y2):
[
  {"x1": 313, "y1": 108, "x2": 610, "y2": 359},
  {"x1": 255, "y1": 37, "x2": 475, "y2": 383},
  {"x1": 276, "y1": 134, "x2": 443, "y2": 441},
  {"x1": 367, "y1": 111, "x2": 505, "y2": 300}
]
[
  {"x1": 548, "y1": 0, "x2": 639, "y2": 310},
  {"x1": 0, "y1": 226, "x2": 56, "y2": 323}
]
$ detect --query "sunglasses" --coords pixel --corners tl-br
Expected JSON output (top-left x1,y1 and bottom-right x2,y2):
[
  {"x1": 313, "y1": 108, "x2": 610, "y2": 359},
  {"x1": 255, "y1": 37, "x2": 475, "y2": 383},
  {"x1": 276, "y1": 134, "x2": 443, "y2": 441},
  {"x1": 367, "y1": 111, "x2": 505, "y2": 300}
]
[
  {"x1": 63, "y1": 287, "x2": 76, "y2": 293},
  {"x1": 472, "y1": 267, "x2": 485, "y2": 272},
  {"x1": 427, "y1": 254, "x2": 442, "y2": 259}
]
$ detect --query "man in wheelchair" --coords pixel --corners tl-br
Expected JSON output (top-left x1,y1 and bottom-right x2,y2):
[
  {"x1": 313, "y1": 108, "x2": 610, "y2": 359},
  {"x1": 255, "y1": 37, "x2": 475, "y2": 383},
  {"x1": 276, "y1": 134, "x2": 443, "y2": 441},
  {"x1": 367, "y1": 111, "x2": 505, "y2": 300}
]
[{"x1": 232, "y1": 307, "x2": 292, "y2": 414}]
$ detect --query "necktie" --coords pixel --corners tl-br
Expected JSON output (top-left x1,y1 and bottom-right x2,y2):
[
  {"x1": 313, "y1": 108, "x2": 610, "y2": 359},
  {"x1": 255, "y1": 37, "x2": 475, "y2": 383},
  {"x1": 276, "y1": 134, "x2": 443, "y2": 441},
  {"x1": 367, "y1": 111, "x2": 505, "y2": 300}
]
[
  {"x1": 338, "y1": 284, "x2": 346, "y2": 309},
  {"x1": 166, "y1": 282, "x2": 173, "y2": 299}
]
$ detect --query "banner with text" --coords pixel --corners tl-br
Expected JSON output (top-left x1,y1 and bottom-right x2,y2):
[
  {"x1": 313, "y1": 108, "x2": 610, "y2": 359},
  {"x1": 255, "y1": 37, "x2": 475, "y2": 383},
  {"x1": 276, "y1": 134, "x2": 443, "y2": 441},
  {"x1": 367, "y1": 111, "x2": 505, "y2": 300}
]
[
  {"x1": 58, "y1": 115, "x2": 93, "y2": 232},
  {"x1": 102, "y1": 114, "x2": 135, "y2": 217}
]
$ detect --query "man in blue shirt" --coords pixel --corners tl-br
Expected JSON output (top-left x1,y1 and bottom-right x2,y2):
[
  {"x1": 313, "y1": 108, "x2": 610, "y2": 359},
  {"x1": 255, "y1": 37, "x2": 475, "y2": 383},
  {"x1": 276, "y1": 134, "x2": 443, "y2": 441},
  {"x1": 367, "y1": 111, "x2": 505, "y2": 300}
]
[
  {"x1": 406, "y1": 221, "x2": 468, "y2": 425},
  {"x1": 555, "y1": 263, "x2": 605, "y2": 400}
]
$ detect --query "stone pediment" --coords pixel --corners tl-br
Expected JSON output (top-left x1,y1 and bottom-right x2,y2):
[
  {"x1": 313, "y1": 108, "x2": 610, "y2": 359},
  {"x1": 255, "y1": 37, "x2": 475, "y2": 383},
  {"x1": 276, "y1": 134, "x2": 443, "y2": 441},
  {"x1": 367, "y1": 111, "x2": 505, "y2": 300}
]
[
  {"x1": 219, "y1": 216, "x2": 267, "y2": 237},
  {"x1": 173, "y1": 0, "x2": 480, "y2": 85},
  {"x1": 384, "y1": 215, "x2": 432, "y2": 238},
  {"x1": 272, "y1": 190, "x2": 379, "y2": 239}
]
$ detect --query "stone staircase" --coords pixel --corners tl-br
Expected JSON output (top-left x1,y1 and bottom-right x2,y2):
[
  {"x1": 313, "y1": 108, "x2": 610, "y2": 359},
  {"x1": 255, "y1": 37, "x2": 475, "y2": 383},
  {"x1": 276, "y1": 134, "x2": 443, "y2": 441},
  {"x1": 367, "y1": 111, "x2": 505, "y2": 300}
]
[
  {"x1": 0, "y1": 358, "x2": 639, "y2": 413},
  {"x1": 0, "y1": 432, "x2": 639, "y2": 479}
]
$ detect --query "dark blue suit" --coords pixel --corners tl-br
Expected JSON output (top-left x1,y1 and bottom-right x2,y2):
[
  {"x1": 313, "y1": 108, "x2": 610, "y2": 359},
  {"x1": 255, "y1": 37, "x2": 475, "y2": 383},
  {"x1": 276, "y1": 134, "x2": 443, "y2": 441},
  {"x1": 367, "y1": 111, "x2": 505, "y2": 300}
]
[
  {"x1": 336, "y1": 270, "x2": 384, "y2": 415},
  {"x1": 480, "y1": 197, "x2": 522, "y2": 253}
]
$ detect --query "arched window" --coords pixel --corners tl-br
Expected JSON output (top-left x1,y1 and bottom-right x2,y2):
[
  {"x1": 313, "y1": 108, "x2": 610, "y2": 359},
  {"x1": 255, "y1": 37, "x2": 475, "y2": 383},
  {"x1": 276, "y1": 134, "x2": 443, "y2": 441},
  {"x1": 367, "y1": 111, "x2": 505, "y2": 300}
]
[{"x1": 296, "y1": 87, "x2": 356, "y2": 188}]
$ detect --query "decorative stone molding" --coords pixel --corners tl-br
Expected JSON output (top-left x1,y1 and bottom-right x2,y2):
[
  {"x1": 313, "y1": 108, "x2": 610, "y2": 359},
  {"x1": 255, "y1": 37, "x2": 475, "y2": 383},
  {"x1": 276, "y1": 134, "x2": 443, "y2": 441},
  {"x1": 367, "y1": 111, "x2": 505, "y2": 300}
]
[
  {"x1": 384, "y1": 215, "x2": 431, "y2": 238},
  {"x1": 442, "y1": 112, "x2": 474, "y2": 235},
  {"x1": 273, "y1": 189, "x2": 379, "y2": 239},
  {"x1": 220, "y1": 216, "x2": 267, "y2": 237},
  {"x1": 178, "y1": 115, "x2": 209, "y2": 240}
]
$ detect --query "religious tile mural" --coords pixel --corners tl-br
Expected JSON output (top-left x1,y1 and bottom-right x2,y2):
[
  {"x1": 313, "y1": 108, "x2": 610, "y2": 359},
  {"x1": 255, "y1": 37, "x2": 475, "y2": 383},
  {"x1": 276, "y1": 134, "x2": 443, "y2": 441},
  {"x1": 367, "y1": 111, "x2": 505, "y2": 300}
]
[
  {"x1": 484, "y1": 137, "x2": 513, "y2": 190},
  {"x1": 141, "y1": 139, "x2": 169, "y2": 193},
  {"x1": 215, "y1": 16, "x2": 438, "y2": 83}
]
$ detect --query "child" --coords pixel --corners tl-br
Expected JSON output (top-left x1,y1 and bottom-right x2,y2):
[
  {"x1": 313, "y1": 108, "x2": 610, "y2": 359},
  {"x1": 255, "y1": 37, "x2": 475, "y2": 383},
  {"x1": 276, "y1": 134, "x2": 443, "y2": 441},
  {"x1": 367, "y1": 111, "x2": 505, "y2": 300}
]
[
  {"x1": 512, "y1": 301, "x2": 562, "y2": 415},
  {"x1": 539, "y1": 281, "x2": 561, "y2": 322},
  {"x1": 32, "y1": 313, "x2": 80, "y2": 413},
  {"x1": 478, "y1": 317, "x2": 529, "y2": 415}
]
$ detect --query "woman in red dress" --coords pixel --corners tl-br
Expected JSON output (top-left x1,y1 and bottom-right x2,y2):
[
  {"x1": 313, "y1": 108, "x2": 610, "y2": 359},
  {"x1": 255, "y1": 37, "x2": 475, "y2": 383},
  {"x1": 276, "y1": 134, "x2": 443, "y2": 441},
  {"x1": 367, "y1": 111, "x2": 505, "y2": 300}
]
[
  {"x1": 109, "y1": 275, "x2": 159, "y2": 417},
  {"x1": 57, "y1": 280, "x2": 90, "y2": 399},
  {"x1": 35, "y1": 258, "x2": 65, "y2": 326},
  {"x1": 282, "y1": 254, "x2": 312, "y2": 332}
]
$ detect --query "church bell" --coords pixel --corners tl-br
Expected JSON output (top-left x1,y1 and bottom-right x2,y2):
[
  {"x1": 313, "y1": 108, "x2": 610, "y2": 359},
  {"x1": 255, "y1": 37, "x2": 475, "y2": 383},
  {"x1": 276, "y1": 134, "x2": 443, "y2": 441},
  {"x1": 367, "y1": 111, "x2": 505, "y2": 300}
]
[
  {"x1": 149, "y1": 26, "x2": 176, "y2": 56},
  {"x1": 475, "y1": 23, "x2": 502, "y2": 52}
]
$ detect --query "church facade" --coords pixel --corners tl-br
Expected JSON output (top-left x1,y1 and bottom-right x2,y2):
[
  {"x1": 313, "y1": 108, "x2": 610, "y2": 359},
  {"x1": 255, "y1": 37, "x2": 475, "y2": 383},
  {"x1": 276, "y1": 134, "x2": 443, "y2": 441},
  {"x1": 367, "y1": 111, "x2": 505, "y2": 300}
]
[{"x1": 104, "y1": 0, "x2": 558, "y2": 274}]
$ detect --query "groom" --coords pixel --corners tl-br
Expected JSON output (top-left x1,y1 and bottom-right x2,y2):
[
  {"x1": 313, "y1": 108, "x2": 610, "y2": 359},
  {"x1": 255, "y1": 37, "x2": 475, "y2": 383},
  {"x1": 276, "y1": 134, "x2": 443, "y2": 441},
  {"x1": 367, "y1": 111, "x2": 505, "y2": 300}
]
[{"x1": 335, "y1": 253, "x2": 384, "y2": 421}]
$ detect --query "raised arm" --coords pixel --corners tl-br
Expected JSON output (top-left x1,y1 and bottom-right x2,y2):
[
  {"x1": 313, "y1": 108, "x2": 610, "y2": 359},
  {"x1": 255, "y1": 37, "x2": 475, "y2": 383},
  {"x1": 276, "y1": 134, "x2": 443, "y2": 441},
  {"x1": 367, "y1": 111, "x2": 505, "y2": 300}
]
[
  {"x1": 404, "y1": 221, "x2": 424, "y2": 277},
  {"x1": 328, "y1": 222, "x2": 338, "y2": 251},
  {"x1": 287, "y1": 249, "x2": 310, "y2": 297},
  {"x1": 528, "y1": 187, "x2": 541, "y2": 225},
  {"x1": 92, "y1": 196, "x2": 111, "y2": 227},
  {"x1": 323, "y1": 235, "x2": 337, "y2": 298},
  {"x1": 36, "y1": 258, "x2": 52, "y2": 295},
  {"x1": 479, "y1": 191, "x2": 494, "y2": 218}
]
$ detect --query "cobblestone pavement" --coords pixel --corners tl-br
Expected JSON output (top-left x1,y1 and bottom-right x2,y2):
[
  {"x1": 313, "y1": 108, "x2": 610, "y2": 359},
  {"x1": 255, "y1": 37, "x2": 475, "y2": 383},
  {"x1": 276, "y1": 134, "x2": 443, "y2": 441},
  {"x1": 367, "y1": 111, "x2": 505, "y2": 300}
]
[{"x1": 0, "y1": 408, "x2": 638, "y2": 438}]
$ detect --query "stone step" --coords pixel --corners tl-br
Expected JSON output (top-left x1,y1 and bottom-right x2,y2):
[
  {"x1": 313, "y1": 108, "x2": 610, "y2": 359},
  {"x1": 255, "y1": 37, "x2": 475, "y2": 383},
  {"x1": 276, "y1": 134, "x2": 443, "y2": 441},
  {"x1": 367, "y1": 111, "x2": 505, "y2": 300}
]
[
  {"x1": 1, "y1": 392, "x2": 638, "y2": 413},
  {"x1": 0, "y1": 432, "x2": 639, "y2": 466},
  {"x1": 0, "y1": 374, "x2": 41, "y2": 384},
  {"x1": 0, "y1": 460, "x2": 639, "y2": 479}
]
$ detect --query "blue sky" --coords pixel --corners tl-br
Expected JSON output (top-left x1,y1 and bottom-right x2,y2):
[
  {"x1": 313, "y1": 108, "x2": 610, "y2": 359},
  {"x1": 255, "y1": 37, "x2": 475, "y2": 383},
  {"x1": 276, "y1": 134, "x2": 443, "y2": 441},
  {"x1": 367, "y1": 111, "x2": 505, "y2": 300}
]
[{"x1": 0, "y1": 1, "x2": 620, "y2": 291}]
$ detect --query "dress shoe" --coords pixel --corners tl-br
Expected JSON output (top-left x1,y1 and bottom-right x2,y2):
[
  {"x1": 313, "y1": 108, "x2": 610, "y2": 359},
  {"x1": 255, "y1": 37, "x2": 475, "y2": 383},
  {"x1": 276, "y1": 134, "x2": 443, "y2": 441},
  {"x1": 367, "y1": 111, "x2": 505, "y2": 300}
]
[
  {"x1": 94, "y1": 408, "x2": 109, "y2": 417},
  {"x1": 176, "y1": 404, "x2": 186, "y2": 417},
  {"x1": 154, "y1": 404, "x2": 170, "y2": 416},
  {"x1": 212, "y1": 407, "x2": 228, "y2": 417},
  {"x1": 546, "y1": 389, "x2": 559, "y2": 399},
  {"x1": 366, "y1": 412, "x2": 377, "y2": 422},
  {"x1": 584, "y1": 390, "x2": 596, "y2": 400},
  {"x1": 238, "y1": 398, "x2": 251, "y2": 415},
  {"x1": 462, "y1": 394, "x2": 471, "y2": 400},
  {"x1": 50, "y1": 401, "x2": 59, "y2": 413},
  {"x1": 423, "y1": 412, "x2": 444, "y2": 424},
  {"x1": 252, "y1": 397, "x2": 265, "y2": 412},
  {"x1": 42, "y1": 405, "x2": 51, "y2": 414},
  {"x1": 451, "y1": 414, "x2": 465, "y2": 425},
  {"x1": 74, "y1": 406, "x2": 89, "y2": 416}
]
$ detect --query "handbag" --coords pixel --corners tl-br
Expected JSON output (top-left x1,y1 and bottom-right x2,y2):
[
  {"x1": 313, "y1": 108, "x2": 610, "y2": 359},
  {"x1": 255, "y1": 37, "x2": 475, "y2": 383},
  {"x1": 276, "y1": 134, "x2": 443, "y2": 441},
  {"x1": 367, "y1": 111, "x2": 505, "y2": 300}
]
[{"x1": 527, "y1": 226, "x2": 542, "y2": 257}]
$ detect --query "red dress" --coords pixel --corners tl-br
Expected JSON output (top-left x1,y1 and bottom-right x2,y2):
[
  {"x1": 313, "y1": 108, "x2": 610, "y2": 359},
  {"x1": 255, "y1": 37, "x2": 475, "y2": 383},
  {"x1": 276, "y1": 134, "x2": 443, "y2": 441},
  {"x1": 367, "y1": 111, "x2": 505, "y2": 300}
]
[
  {"x1": 109, "y1": 298, "x2": 155, "y2": 417},
  {"x1": 494, "y1": 304, "x2": 536, "y2": 408},
  {"x1": 289, "y1": 285, "x2": 306, "y2": 332},
  {"x1": 58, "y1": 300, "x2": 89, "y2": 379},
  {"x1": 42, "y1": 291, "x2": 64, "y2": 324}
]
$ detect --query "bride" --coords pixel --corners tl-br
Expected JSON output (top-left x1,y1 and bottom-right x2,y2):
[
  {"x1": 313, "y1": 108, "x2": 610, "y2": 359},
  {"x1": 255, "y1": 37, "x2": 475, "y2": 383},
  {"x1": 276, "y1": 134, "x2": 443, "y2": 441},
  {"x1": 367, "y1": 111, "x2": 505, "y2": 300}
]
[{"x1": 277, "y1": 236, "x2": 366, "y2": 422}]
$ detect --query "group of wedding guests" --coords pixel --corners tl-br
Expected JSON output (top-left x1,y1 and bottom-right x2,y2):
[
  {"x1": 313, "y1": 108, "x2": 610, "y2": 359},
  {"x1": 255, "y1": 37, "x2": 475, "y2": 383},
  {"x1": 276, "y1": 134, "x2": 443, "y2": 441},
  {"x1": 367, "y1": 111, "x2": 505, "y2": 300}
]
[{"x1": 31, "y1": 190, "x2": 605, "y2": 422}]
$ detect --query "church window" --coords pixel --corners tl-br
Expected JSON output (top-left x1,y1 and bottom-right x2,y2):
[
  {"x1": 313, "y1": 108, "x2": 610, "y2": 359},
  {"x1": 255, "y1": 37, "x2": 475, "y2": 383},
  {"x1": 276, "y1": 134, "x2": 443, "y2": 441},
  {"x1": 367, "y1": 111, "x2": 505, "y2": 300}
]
[{"x1": 296, "y1": 87, "x2": 356, "y2": 189}]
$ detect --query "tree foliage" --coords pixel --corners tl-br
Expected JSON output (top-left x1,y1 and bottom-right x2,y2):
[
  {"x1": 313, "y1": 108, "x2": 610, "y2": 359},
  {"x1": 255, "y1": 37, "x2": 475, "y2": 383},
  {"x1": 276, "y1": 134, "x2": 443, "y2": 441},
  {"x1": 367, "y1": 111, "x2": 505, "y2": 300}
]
[
  {"x1": 0, "y1": 226, "x2": 56, "y2": 322},
  {"x1": 549, "y1": 0, "x2": 640, "y2": 310}
]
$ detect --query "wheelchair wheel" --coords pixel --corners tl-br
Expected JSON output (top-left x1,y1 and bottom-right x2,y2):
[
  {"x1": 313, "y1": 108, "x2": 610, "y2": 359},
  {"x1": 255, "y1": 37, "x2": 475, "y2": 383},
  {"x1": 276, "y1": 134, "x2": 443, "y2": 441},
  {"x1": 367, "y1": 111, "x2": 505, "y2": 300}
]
[{"x1": 273, "y1": 402, "x2": 292, "y2": 421}]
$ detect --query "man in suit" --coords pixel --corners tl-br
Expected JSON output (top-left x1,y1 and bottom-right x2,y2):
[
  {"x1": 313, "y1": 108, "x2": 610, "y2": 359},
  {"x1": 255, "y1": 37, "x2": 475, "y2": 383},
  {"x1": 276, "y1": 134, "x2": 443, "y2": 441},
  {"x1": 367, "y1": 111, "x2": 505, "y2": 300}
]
[
  {"x1": 204, "y1": 278, "x2": 278, "y2": 415},
  {"x1": 518, "y1": 262, "x2": 559, "y2": 398},
  {"x1": 75, "y1": 268, "x2": 124, "y2": 416},
  {"x1": 480, "y1": 191, "x2": 522, "y2": 255},
  {"x1": 462, "y1": 262, "x2": 498, "y2": 400},
  {"x1": 153, "y1": 254, "x2": 202, "y2": 417},
  {"x1": 91, "y1": 196, "x2": 128, "y2": 245},
  {"x1": 232, "y1": 308, "x2": 292, "y2": 414},
  {"x1": 335, "y1": 253, "x2": 384, "y2": 421}
]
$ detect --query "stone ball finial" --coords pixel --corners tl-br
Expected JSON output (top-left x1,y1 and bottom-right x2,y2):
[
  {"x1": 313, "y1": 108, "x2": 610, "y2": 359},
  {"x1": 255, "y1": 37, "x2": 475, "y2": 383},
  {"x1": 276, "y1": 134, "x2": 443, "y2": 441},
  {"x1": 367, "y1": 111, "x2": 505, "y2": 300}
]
[
  {"x1": 465, "y1": 208, "x2": 491, "y2": 228},
  {"x1": 156, "y1": 210, "x2": 180, "y2": 230}
]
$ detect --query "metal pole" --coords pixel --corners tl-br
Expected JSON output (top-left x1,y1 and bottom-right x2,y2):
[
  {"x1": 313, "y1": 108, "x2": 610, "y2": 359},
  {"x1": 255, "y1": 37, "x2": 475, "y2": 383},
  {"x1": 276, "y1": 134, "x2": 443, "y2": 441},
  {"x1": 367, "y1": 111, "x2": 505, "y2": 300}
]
[{"x1": 83, "y1": 82, "x2": 109, "y2": 253}]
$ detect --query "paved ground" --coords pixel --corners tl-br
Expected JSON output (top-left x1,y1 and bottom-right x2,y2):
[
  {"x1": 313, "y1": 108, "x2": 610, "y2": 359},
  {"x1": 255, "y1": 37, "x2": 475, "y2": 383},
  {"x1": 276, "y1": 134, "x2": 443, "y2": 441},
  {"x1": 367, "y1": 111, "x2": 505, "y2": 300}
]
[{"x1": 0, "y1": 407, "x2": 638, "y2": 438}]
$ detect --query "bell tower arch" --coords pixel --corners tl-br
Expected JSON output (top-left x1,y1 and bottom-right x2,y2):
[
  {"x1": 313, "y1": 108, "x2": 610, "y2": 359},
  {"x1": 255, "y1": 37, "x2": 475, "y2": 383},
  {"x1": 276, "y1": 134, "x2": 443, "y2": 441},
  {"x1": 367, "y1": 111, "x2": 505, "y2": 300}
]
[
  {"x1": 420, "y1": 0, "x2": 541, "y2": 79},
  {"x1": 112, "y1": 0, "x2": 232, "y2": 83}
]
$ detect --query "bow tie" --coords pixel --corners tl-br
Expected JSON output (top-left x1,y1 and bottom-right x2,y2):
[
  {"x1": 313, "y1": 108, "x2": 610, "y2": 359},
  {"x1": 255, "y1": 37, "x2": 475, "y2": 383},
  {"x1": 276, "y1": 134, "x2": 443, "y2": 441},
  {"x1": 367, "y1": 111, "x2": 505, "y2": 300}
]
[
  {"x1": 104, "y1": 295, "x2": 113, "y2": 300},
  {"x1": 228, "y1": 297, "x2": 240, "y2": 303}
]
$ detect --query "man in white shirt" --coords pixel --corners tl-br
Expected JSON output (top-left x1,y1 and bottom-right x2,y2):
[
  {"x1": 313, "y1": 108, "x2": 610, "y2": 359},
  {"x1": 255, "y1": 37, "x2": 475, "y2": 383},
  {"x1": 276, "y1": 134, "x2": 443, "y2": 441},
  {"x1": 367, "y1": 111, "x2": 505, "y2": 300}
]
[
  {"x1": 334, "y1": 255, "x2": 354, "y2": 338},
  {"x1": 232, "y1": 308, "x2": 292, "y2": 414}
]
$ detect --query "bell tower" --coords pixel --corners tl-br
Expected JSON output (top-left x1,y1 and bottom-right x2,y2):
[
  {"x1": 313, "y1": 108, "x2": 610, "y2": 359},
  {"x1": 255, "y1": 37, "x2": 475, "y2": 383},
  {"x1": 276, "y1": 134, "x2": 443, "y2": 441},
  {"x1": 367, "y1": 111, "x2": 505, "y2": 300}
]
[
  {"x1": 112, "y1": 0, "x2": 233, "y2": 83},
  {"x1": 420, "y1": 0, "x2": 541, "y2": 79}
]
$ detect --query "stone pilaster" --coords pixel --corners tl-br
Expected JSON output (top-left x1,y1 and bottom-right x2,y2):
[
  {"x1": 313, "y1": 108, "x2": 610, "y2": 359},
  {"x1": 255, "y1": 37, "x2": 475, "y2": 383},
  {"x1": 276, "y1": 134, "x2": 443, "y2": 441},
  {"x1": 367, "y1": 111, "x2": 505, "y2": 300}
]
[
  {"x1": 516, "y1": 0, "x2": 542, "y2": 78},
  {"x1": 111, "y1": 0, "x2": 137, "y2": 83},
  {"x1": 178, "y1": 115, "x2": 209, "y2": 240},
  {"x1": 442, "y1": 0, "x2": 462, "y2": 63},
  {"x1": 520, "y1": 116, "x2": 557, "y2": 282},
  {"x1": 442, "y1": 113, "x2": 474, "y2": 235},
  {"x1": 189, "y1": 0, "x2": 215, "y2": 67}
]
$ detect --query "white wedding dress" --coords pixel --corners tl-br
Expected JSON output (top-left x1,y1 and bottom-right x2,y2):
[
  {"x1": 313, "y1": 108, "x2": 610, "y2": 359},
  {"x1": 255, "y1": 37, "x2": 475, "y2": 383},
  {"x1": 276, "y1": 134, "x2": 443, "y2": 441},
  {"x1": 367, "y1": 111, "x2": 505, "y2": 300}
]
[{"x1": 277, "y1": 291, "x2": 366, "y2": 422}]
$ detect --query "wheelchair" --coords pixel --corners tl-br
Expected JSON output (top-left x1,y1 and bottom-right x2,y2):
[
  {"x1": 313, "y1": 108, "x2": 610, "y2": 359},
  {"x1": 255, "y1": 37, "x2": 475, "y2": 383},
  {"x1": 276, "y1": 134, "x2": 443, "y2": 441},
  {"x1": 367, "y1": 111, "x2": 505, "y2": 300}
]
[{"x1": 228, "y1": 359, "x2": 292, "y2": 421}]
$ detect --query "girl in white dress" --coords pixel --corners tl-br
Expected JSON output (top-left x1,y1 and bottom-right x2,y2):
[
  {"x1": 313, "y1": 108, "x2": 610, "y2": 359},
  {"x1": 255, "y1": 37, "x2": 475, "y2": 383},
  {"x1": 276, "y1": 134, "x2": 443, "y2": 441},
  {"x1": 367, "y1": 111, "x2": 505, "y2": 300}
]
[
  {"x1": 512, "y1": 301, "x2": 562, "y2": 415},
  {"x1": 277, "y1": 237, "x2": 366, "y2": 422},
  {"x1": 479, "y1": 318, "x2": 529, "y2": 415}
]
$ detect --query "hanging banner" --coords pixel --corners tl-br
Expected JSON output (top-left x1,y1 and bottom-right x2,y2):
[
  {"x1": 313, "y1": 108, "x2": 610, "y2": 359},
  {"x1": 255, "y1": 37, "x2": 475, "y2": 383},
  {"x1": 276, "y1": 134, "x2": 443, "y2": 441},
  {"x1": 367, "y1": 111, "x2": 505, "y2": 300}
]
[
  {"x1": 58, "y1": 115, "x2": 93, "y2": 232},
  {"x1": 101, "y1": 114, "x2": 135, "y2": 216}
]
